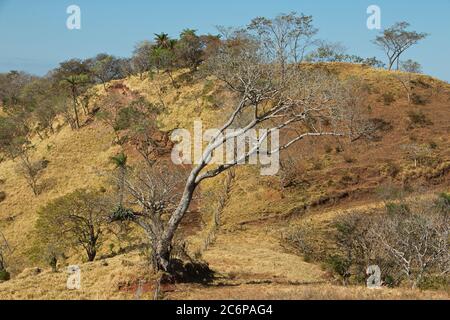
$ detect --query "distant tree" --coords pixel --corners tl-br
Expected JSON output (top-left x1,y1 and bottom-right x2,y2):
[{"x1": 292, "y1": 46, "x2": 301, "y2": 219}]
[
  {"x1": 305, "y1": 41, "x2": 347, "y2": 63},
  {"x1": 20, "y1": 78, "x2": 60, "y2": 136},
  {"x1": 118, "y1": 58, "x2": 135, "y2": 78},
  {"x1": 0, "y1": 115, "x2": 45, "y2": 196},
  {"x1": 52, "y1": 59, "x2": 93, "y2": 129},
  {"x1": 36, "y1": 189, "x2": 111, "y2": 262},
  {"x1": 0, "y1": 71, "x2": 34, "y2": 109},
  {"x1": 96, "y1": 92, "x2": 129, "y2": 143},
  {"x1": 401, "y1": 59, "x2": 422, "y2": 74},
  {"x1": 175, "y1": 29, "x2": 203, "y2": 71},
  {"x1": 154, "y1": 33, "x2": 173, "y2": 49},
  {"x1": 28, "y1": 225, "x2": 67, "y2": 272},
  {"x1": 393, "y1": 60, "x2": 423, "y2": 104},
  {"x1": 248, "y1": 12, "x2": 318, "y2": 74},
  {"x1": 151, "y1": 47, "x2": 177, "y2": 87},
  {"x1": 373, "y1": 22, "x2": 428, "y2": 70},
  {"x1": 15, "y1": 153, "x2": 47, "y2": 196},
  {"x1": 199, "y1": 34, "x2": 222, "y2": 62},
  {"x1": 131, "y1": 41, "x2": 154, "y2": 80},
  {"x1": 87, "y1": 53, "x2": 124, "y2": 89}
]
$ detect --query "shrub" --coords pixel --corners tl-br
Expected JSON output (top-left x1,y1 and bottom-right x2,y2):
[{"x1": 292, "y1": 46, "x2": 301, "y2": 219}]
[
  {"x1": 384, "y1": 162, "x2": 401, "y2": 178},
  {"x1": 411, "y1": 93, "x2": 428, "y2": 105},
  {"x1": 0, "y1": 270, "x2": 10, "y2": 281},
  {"x1": 0, "y1": 191, "x2": 6, "y2": 203},
  {"x1": 407, "y1": 110, "x2": 432, "y2": 128},
  {"x1": 326, "y1": 255, "x2": 351, "y2": 285},
  {"x1": 382, "y1": 92, "x2": 396, "y2": 106}
]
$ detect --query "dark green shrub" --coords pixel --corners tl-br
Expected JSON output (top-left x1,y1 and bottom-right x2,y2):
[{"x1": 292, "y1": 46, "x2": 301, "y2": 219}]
[
  {"x1": 0, "y1": 269, "x2": 10, "y2": 281},
  {"x1": 326, "y1": 255, "x2": 351, "y2": 285}
]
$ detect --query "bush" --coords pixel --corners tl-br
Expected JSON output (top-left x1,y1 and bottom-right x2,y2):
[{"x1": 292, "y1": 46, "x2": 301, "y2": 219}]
[
  {"x1": 407, "y1": 110, "x2": 432, "y2": 128},
  {"x1": 326, "y1": 255, "x2": 351, "y2": 285},
  {"x1": 411, "y1": 93, "x2": 428, "y2": 105},
  {"x1": 289, "y1": 195, "x2": 449, "y2": 289},
  {"x1": 0, "y1": 269, "x2": 10, "y2": 281},
  {"x1": 382, "y1": 92, "x2": 396, "y2": 106},
  {"x1": 0, "y1": 191, "x2": 6, "y2": 203}
]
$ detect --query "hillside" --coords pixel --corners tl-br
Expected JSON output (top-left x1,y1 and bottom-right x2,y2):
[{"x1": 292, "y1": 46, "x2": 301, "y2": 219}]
[{"x1": 0, "y1": 63, "x2": 449, "y2": 300}]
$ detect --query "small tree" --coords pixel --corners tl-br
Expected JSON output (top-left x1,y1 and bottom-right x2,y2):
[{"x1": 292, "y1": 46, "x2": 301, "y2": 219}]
[
  {"x1": 36, "y1": 190, "x2": 111, "y2": 262},
  {"x1": 0, "y1": 115, "x2": 45, "y2": 196},
  {"x1": 373, "y1": 22, "x2": 428, "y2": 70},
  {"x1": 392, "y1": 60, "x2": 423, "y2": 104},
  {"x1": 15, "y1": 152, "x2": 47, "y2": 196},
  {"x1": 96, "y1": 92, "x2": 129, "y2": 143}
]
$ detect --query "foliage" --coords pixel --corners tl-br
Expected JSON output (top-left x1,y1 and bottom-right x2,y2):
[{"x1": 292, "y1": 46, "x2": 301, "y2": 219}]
[{"x1": 35, "y1": 189, "x2": 112, "y2": 262}]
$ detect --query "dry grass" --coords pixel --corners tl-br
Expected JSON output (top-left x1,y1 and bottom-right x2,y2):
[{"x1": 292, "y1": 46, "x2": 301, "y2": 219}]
[{"x1": 169, "y1": 283, "x2": 448, "y2": 300}]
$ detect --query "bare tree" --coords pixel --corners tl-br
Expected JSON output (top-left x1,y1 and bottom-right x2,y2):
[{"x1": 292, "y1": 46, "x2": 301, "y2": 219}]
[
  {"x1": 373, "y1": 22, "x2": 428, "y2": 70},
  {"x1": 370, "y1": 200, "x2": 449, "y2": 288},
  {"x1": 111, "y1": 22, "x2": 360, "y2": 272},
  {"x1": 248, "y1": 12, "x2": 318, "y2": 78},
  {"x1": 111, "y1": 161, "x2": 187, "y2": 270},
  {"x1": 392, "y1": 60, "x2": 422, "y2": 104},
  {"x1": 36, "y1": 190, "x2": 112, "y2": 262},
  {"x1": 15, "y1": 152, "x2": 46, "y2": 196}
]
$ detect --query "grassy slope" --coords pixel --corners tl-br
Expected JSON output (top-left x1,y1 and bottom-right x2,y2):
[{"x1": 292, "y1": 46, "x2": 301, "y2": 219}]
[{"x1": 0, "y1": 64, "x2": 449, "y2": 299}]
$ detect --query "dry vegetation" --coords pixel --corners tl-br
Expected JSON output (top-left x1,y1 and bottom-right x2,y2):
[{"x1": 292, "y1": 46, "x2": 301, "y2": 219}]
[{"x1": 0, "y1": 63, "x2": 449, "y2": 300}]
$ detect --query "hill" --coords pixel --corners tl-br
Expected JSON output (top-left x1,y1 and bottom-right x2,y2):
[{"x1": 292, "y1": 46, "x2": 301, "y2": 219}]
[{"x1": 0, "y1": 63, "x2": 449, "y2": 299}]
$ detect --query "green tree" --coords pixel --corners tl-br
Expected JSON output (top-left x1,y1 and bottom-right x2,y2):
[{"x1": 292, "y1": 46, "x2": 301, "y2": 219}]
[
  {"x1": 36, "y1": 190, "x2": 111, "y2": 262},
  {"x1": 87, "y1": 53, "x2": 124, "y2": 89},
  {"x1": 52, "y1": 59, "x2": 92, "y2": 129},
  {"x1": 373, "y1": 22, "x2": 428, "y2": 70},
  {"x1": 175, "y1": 29, "x2": 203, "y2": 71}
]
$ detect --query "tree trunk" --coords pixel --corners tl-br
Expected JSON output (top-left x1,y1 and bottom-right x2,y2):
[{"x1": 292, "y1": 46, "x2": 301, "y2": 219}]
[
  {"x1": 87, "y1": 249, "x2": 96, "y2": 262},
  {"x1": 153, "y1": 171, "x2": 199, "y2": 272},
  {"x1": 72, "y1": 87, "x2": 80, "y2": 129}
]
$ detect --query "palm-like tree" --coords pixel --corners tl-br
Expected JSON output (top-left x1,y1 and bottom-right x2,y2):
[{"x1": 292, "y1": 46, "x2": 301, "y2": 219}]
[{"x1": 154, "y1": 33, "x2": 171, "y2": 49}]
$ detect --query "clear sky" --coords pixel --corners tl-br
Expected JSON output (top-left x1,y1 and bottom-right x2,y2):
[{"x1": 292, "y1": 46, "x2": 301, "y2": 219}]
[{"x1": 0, "y1": 0, "x2": 449, "y2": 81}]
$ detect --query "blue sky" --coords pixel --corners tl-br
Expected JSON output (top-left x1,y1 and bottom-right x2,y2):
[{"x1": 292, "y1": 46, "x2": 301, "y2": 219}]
[{"x1": 0, "y1": 0, "x2": 449, "y2": 81}]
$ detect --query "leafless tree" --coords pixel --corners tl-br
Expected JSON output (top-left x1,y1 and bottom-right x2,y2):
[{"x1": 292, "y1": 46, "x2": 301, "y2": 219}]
[
  {"x1": 15, "y1": 152, "x2": 46, "y2": 196},
  {"x1": 370, "y1": 200, "x2": 449, "y2": 288},
  {"x1": 373, "y1": 22, "x2": 428, "y2": 71},
  {"x1": 248, "y1": 12, "x2": 318, "y2": 78},
  {"x1": 111, "y1": 161, "x2": 188, "y2": 271},
  {"x1": 115, "y1": 23, "x2": 361, "y2": 272}
]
